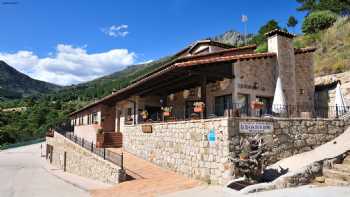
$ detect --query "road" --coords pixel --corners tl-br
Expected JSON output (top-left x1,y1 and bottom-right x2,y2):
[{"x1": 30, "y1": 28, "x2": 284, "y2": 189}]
[{"x1": 0, "y1": 143, "x2": 89, "y2": 197}]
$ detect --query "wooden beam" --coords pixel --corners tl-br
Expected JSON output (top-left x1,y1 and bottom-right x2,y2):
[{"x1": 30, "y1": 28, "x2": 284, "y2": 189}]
[{"x1": 201, "y1": 74, "x2": 207, "y2": 119}]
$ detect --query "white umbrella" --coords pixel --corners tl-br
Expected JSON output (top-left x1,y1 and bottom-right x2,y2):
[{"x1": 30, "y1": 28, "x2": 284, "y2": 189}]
[
  {"x1": 272, "y1": 77, "x2": 287, "y2": 114},
  {"x1": 335, "y1": 82, "x2": 348, "y2": 116}
]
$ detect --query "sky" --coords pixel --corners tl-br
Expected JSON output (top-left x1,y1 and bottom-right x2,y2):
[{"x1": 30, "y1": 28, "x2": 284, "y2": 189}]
[{"x1": 0, "y1": 0, "x2": 306, "y2": 86}]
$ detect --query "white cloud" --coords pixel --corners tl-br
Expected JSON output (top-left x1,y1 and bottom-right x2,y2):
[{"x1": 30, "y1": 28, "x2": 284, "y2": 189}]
[
  {"x1": 0, "y1": 44, "x2": 136, "y2": 85},
  {"x1": 102, "y1": 24, "x2": 129, "y2": 38}
]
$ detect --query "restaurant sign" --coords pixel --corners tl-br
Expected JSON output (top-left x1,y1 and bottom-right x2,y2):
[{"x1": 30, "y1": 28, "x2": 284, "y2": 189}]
[{"x1": 239, "y1": 121, "x2": 273, "y2": 134}]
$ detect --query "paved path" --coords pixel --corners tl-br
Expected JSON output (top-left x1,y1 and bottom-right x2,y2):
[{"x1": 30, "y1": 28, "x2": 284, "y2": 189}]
[
  {"x1": 91, "y1": 148, "x2": 201, "y2": 197},
  {"x1": 0, "y1": 143, "x2": 90, "y2": 197},
  {"x1": 161, "y1": 185, "x2": 350, "y2": 197}
]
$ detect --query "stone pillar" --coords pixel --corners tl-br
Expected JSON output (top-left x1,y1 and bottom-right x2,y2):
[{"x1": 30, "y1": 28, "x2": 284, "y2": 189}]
[{"x1": 267, "y1": 29, "x2": 297, "y2": 107}]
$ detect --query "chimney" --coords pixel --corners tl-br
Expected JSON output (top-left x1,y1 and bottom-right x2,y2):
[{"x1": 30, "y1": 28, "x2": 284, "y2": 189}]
[{"x1": 266, "y1": 29, "x2": 297, "y2": 106}]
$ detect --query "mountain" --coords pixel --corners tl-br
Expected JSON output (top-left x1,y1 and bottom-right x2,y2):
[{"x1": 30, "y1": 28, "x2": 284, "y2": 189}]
[
  {"x1": 210, "y1": 30, "x2": 253, "y2": 46},
  {"x1": 0, "y1": 61, "x2": 61, "y2": 100}
]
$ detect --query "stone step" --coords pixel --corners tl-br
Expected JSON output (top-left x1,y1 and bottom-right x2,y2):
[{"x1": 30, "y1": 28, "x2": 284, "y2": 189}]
[
  {"x1": 325, "y1": 178, "x2": 350, "y2": 186},
  {"x1": 323, "y1": 169, "x2": 350, "y2": 182},
  {"x1": 333, "y1": 164, "x2": 350, "y2": 173}
]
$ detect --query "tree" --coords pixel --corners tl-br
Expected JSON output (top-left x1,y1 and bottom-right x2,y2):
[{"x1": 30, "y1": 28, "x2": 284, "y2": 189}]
[
  {"x1": 296, "y1": 0, "x2": 350, "y2": 16},
  {"x1": 287, "y1": 16, "x2": 298, "y2": 32},
  {"x1": 251, "y1": 20, "x2": 281, "y2": 49},
  {"x1": 302, "y1": 10, "x2": 337, "y2": 33}
]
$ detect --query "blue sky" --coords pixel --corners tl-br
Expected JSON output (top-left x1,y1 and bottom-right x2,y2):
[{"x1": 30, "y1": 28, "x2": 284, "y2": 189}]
[{"x1": 0, "y1": 0, "x2": 305, "y2": 85}]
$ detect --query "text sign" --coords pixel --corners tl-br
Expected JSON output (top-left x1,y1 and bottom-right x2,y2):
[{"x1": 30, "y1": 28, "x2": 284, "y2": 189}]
[
  {"x1": 142, "y1": 125, "x2": 153, "y2": 133},
  {"x1": 239, "y1": 121, "x2": 273, "y2": 134}
]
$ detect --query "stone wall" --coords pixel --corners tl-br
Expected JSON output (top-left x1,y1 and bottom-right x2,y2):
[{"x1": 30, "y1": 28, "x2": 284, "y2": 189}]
[
  {"x1": 122, "y1": 117, "x2": 349, "y2": 185},
  {"x1": 46, "y1": 132, "x2": 123, "y2": 184},
  {"x1": 295, "y1": 52, "x2": 314, "y2": 107},
  {"x1": 123, "y1": 118, "x2": 234, "y2": 185},
  {"x1": 232, "y1": 117, "x2": 350, "y2": 165}
]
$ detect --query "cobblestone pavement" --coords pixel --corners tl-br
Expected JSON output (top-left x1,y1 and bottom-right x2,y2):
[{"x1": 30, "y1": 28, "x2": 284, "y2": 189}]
[{"x1": 90, "y1": 148, "x2": 201, "y2": 197}]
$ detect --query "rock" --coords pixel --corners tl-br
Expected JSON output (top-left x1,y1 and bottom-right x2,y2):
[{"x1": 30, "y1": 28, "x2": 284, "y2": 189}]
[{"x1": 315, "y1": 176, "x2": 325, "y2": 183}]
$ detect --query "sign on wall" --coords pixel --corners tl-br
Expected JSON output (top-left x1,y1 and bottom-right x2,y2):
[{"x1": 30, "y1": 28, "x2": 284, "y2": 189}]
[
  {"x1": 208, "y1": 128, "x2": 216, "y2": 144},
  {"x1": 142, "y1": 125, "x2": 153, "y2": 133},
  {"x1": 239, "y1": 121, "x2": 273, "y2": 134}
]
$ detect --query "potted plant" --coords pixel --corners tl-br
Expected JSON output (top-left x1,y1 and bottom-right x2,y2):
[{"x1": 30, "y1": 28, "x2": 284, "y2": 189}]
[
  {"x1": 140, "y1": 110, "x2": 149, "y2": 120},
  {"x1": 162, "y1": 106, "x2": 172, "y2": 117},
  {"x1": 193, "y1": 102, "x2": 205, "y2": 113},
  {"x1": 250, "y1": 100, "x2": 264, "y2": 110}
]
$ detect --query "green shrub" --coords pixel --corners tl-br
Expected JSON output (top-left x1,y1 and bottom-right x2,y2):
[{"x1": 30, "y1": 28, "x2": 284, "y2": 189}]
[
  {"x1": 255, "y1": 42, "x2": 268, "y2": 53},
  {"x1": 302, "y1": 11, "x2": 338, "y2": 34}
]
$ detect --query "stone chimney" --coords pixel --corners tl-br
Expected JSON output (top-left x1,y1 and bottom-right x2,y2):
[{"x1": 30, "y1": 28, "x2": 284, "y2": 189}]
[{"x1": 266, "y1": 29, "x2": 297, "y2": 106}]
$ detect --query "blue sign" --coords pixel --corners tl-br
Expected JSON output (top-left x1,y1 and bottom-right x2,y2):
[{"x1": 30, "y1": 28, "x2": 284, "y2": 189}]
[{"x1": 208, "y1": 128, "x2": 216, "y2": 144}]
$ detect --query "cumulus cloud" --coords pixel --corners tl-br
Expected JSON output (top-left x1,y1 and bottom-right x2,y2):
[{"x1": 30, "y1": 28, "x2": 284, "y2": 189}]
[
  {"x1": 0, "y1": 44, "x2": 136, "y2": 85},
  {"x1": 102, "y1": 24, "x2": 129, "y2": 38}
]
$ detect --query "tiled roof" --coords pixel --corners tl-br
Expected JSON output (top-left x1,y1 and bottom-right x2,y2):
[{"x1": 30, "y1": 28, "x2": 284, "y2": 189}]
[
  {"x1": 294, "y1": 47, "x2": 317, "y2": 54},
  {"x1": 175, "y1": 52, "x2": 276, "y2": 67},
  {"x1": 265, "y1": 29, "x2": 296, "y2": 38}
]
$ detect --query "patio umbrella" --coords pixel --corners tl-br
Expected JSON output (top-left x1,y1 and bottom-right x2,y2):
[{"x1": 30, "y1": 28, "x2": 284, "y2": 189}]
[
  {"x1": 335, "y1": 82, "x2": 348, "y2": 116},
  {"x1": 272, "y1": 77, "x2": 287, "y2": 114}
]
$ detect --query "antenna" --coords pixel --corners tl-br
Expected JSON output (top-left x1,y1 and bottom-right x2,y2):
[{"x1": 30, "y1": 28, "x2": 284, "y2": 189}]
[{"x1": 241, "y1": 14, "x2": 248, "y2": 45}]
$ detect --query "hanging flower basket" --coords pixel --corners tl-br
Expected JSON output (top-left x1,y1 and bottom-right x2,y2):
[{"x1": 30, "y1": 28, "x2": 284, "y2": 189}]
[
  {"x1": 163, "y1": 111, "x2": 171, "y2": 117},
  {"x1": 183, "y1": 90, "x2": 190, "y2": 99},
  {"x1": 194, "y1": 107, "x2": 203, "y2": 113},
  {"x1": 250, "y1": 100, "x2": 264, "y2": 110},
  {"x1": 162, "y1": 106, "x2": 172, "y2": 117},
  {"x1": 193, "y1": 102, "x2": 205, "y2": 113},
  {"x1": 140, "y1": 110, "x2": 148, "y2": 120}
]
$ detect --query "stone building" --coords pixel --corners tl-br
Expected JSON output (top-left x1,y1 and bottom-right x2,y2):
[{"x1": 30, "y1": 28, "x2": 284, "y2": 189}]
[{"x1": 69, "y1": 29, "x2": 316, "y2": 144}]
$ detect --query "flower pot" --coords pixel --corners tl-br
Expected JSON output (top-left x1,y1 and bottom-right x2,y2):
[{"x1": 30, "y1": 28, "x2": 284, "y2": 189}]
[
  {"x1": 163, "y1": 111, "x2": 170, "y2": 117},
  {"x1": 251, "y1": 102, "x2": 263, "y2": 110},
  {"x1": 239, "y1": 153, "x2": 249, "y2": 160},
  {"x1": 194, "y1": 107, "x2": 203, "y2": 113}
]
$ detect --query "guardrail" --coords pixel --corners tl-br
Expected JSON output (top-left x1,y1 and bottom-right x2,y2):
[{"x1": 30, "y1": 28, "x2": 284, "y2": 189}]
[{"x1": 65, "y1": 132, "x2": 123, "y2": 169}]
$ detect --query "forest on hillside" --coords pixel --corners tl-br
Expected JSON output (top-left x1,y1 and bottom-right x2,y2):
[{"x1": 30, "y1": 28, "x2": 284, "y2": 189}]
[{"x1": 1, "y1": 0, "x2": 350, "y2": 147}]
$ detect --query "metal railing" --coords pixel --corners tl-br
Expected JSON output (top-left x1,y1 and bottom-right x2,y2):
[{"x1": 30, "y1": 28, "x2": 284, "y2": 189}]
[
  {"x1": 64, "y1": 132, "x2": 123, "y2": 169},
  {"x1": 137, "y1": 103, "x2": 350, "y2": 123}
]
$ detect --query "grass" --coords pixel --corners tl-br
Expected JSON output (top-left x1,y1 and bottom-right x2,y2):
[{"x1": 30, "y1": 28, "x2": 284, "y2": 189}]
[
  {"x1": 0, "y1": 138, "x2": 45, "y2": 150},
  {"x1": 294, "y1": 16, "x2": 350, "y2": 76}
]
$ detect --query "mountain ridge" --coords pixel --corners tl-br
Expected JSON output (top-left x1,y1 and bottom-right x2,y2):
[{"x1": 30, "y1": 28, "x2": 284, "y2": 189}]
[{"x1": 0, "y1": 60, "x2": 61, "y2": 99}]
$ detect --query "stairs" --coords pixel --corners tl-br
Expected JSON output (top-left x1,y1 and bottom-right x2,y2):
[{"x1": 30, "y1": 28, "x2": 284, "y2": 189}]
[
  {"x1": 103, "y1": 132, "x2": 123, "y2": 148},
  {"x1": 322, "y1": 155, "x2": 350, "y2": 186}
]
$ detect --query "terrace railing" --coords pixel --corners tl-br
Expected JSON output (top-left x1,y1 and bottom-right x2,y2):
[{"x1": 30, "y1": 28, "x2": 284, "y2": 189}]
[
  {"x1": 64, "y1": 132, "x2": 124, "y2": 169},
  {"x1": 137, "y1": 104, "x2": 350, "y2": 124}
]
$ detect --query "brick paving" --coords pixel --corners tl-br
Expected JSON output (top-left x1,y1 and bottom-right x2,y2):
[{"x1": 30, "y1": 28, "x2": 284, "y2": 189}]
[{"x1": 90, "y1": 148, "x2": 202, "y2": 197}]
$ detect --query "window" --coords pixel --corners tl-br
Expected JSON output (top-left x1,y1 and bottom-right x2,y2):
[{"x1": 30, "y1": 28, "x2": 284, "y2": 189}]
[
  {"x1": 87, "y1": 114, "x2": 92, "y2": 124},
  {"x1": 92, "y1": 112, "x2": 98, "y2": 124},
  {"x1": 215, "y1": 94, "x2": 232, "y2": 116}
]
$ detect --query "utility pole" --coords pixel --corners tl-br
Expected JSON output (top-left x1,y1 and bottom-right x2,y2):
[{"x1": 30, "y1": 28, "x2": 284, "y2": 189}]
[{"x1": 241, "y1": 14, "x2": 248, "y2": 46}]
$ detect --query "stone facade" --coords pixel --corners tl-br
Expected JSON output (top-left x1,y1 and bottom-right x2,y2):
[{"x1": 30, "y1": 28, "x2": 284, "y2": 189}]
[
  {"x1": 122, "y1": 117, "x2": 349, "y2": 185},
  {"x1": 295, "y1": 53, "x2": 314, "y2": 108},
  {"x1": 268, "y1": 34, "x2": 297, "y2": 106},
  {"x1": 123, "y1": 118, "x2": 234, "y2": 185},
  {"x1": 233, "y1": 118, "x2": 350, "y2": 165},
  {"x1": 46, "y1": 132, "x2": 123, "y2": 184}
]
